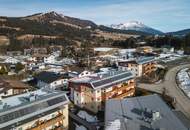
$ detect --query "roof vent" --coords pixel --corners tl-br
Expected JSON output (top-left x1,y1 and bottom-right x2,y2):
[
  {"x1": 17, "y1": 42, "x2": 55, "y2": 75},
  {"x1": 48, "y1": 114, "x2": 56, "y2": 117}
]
[
  {"x1": 152, "y1": 111, "x2": 161, "y2": 121},
  {"x1": 3, "y1": 103, "x2": 10, "y2": 109},
  {"x1": 142, "y1": 108, "x2": 161, "y2": 123},
  {"x1": 27, "y1": 93, "x2": 39, "y2": 102}
]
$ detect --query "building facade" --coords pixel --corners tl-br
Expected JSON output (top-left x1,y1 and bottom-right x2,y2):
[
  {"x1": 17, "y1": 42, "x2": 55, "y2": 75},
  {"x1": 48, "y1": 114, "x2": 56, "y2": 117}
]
[
  {"x1": 118, "y1": 57, "x2": 157, "y2": 77},
  {"x1": 0, "y1": 89, "x2": 69, "y2": 130},
  {"x1": 0, "y1": 79, "x2": 30, "y2": 100},
  {"x1": 69, "y1": 71, "x2": 135, "y2": 113}
]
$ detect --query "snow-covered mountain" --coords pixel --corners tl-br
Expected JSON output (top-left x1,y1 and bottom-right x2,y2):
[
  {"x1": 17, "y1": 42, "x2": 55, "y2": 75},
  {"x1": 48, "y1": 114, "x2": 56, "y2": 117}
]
[{"x1": 110, "y1": 21, "x2": 163, "y2": 35}]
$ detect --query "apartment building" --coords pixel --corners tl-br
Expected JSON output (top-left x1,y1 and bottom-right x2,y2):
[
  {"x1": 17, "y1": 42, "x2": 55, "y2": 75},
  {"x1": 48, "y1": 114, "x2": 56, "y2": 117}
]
[
  {"x1": 0, "y1": 89, "x2": 69, "y2": 130},
  {"x1": 118, "y1": 57, "x2": 156, "y2": 77},
  {"x1": 69, "y1": 71, "x2": 135, "y2": 113}
]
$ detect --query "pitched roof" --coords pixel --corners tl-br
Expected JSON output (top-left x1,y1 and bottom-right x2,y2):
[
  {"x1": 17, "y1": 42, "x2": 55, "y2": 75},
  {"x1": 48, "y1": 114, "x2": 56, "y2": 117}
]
[
  {"x1": 118, "y1": 57, "x2": 155, "y2": 65},
  {"x1": 35, "y1": 71, "x2": 63, "y2": 83},
  {"x1": 136, "y1": 56, "x2": 155, "y2": 64},
  {"x1": 70, "y1": 71, "x2": 134, "y2": 90},
  {"x1": 91, "y1": 71, "x2": 134, "y2": 89},
  {"x1": 0, "y1": 79, "x2": 30, "y2": 94},
  {"x1": 105, "y1": 94, "x2": 189, "y2": 130}
]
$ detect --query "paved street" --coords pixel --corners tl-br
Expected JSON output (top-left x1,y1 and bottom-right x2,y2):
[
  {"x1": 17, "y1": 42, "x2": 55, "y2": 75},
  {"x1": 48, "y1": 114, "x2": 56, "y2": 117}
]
[{"x1": 138, "y1": 64, "x2": 190, "y2": 118}]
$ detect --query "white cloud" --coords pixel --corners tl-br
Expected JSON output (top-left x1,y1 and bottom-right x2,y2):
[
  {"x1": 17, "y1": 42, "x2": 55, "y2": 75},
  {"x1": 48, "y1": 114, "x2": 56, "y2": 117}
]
[
  {"x1": 0, "y1": 0, "x2": 189, "y2": 32},
  {"x1": 62, "y1": 0, "x2": 190, "y2": 32}
]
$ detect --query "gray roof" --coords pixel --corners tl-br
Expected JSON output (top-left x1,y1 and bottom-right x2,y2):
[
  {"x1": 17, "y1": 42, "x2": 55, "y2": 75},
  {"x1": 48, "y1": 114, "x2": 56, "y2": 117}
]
[
  {"x1": 70, "y1": 71, "x2": 134, "y2": 90},
  {"x1": 136, "y1": 57, "x2": 155, "y2": 64},
  {"x1": 35, "y1": 71, "x2": 64, "y2": 83},
  {"x1": 91, "y1": 71, "x2": 134, "y2": 89},
  {"x1": 0, "y1": 90, "x2": 69, "y2": 129},
  {"x1": 105, "y1": 94, "x2": 189, "y2": 130}
]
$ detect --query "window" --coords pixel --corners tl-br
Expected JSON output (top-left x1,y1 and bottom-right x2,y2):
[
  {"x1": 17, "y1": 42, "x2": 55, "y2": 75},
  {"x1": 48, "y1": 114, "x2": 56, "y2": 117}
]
[
  {"x1": 18, "y1": 127, "x2": 22, "y2": 130},
  {"x1": 4, "y1": 91, "x2": 7, "y2": 95}
]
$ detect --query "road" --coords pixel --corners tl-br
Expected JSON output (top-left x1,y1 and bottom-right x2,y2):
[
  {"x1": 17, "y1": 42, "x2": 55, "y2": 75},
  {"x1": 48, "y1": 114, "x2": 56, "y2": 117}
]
[{"x1": 138, "y1": 64, "x2": 190, "y2": 118}]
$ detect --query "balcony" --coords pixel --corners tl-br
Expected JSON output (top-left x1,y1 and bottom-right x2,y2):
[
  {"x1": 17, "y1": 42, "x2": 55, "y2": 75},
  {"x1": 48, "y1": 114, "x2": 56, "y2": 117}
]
[
  {"x1": 144, "y1": 64, "x2": 155, "y2": 71},
  {"x1": 102, "y1": 83, "x2": 135, "y2": 100},
  {"x1": 28, "y1": 113, "x2": 64, "y2": 130},
  {"x1": 113, "y1": 88, "x2": 135, "y2": 99}
]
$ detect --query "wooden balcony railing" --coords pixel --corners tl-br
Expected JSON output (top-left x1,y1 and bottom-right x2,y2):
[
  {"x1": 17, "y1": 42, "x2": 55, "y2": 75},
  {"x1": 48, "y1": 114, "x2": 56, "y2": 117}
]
[
  {"x1": 28, "y1": 113, "x2": 64, "y2": 130},
  {"x1": 113, "y1": 88, "x2": 135, "y2": 99},
  {"x1": 143, "y1": 67, "x2": 156, "y2": 75},
  {"x1": 103, "y1": 83, "x2": 135, "y2": 97},
  {"x1": 102, "y1": 85, "x2": 135, "y2": 100},
  {"x1": 144, "y1": 64, "x2": 155, "y2": 71}
]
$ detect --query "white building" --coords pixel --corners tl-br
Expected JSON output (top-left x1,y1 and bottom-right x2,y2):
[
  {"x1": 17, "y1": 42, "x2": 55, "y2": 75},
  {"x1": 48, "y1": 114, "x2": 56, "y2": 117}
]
[
  {"x1": 44, "y1": 51, "x2": 61, "y2": 64},
  {"x1": 78, "y1": 70, "x2": 92, "y2": 78},
  {"x1": 4, "y1": 57, "x2": 20, "y2": 64},
  {"x1": 44, "y1": 55, "x2": 56, "y2": 63},
  {"x1": 35, "y1": 71, "x2": 75, "y2": 89}
]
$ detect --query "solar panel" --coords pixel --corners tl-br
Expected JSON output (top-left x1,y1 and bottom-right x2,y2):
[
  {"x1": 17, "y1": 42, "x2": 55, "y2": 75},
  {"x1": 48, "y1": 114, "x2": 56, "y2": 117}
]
[
  {"x1": 47, "y1": 96, "x2": 66, "y2": 106},
  {"x1": 0, "y1": 96, "x2": 66, "y2": 124},
  {"x1": 137, "y1": 57, "x2": 154, "y2": 64},
  {"x1": 92, "y1": 72, "x2": 133, "y2": 89}
]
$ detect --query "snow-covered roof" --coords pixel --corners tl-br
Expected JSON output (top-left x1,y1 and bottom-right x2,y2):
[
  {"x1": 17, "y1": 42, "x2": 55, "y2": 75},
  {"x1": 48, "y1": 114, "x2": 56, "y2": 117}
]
[
  {"x1": 70, "y1": 71, "x2": 134, "y2": 90},
  {"x1": 105, "y1": 94, "x2": 189, "y2": 130},
  {"x1": 94, "y1": 47, "x2": 115, "y2": 52},
  {"x1": 0, "y1": 88, "x2": 69, "y2": 129}
]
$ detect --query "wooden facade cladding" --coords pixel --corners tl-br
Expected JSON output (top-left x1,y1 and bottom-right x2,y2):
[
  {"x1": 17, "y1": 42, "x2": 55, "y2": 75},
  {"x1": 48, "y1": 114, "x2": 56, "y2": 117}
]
[
  {"x1": 114, "y1": 89, "x2": 135, "y2": 99},
  {"x1": 143, "y1": 62, "x2": 156, "y2": 75},
  {"x1": 102, "y1": 82, "x2": 135, "y2": 100}
]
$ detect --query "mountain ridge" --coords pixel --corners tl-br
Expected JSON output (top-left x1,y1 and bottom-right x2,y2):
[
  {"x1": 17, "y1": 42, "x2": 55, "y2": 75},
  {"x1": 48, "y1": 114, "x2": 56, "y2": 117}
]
[
  {"x1": 167, "y1": 28, "x2": 190, "y2": 36},
  {"x1": 0, "y1": 11, "x2": 190, "y2": 45},
  {"x1": 109, "y1": 21, "x2": 163, "y2": 35}
]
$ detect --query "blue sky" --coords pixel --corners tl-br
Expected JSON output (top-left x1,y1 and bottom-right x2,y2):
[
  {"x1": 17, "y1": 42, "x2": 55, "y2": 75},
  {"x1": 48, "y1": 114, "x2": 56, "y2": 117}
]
[{"x1": 0, "y1": 0, "x2": 190, "y2": 32}]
